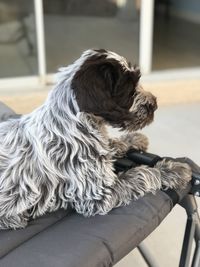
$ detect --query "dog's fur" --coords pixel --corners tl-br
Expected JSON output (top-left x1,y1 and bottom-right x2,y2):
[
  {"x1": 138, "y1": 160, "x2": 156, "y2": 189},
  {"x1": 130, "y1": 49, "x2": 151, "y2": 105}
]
[{"x1": 0, "y1": 49, "x2": 192, "y2": 229}]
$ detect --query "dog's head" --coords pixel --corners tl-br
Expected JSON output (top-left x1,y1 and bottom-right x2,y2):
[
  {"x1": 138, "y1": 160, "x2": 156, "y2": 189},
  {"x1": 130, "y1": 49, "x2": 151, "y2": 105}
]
[{"x1": 71, "y1": 49, "x2": 157, "y2": 131}]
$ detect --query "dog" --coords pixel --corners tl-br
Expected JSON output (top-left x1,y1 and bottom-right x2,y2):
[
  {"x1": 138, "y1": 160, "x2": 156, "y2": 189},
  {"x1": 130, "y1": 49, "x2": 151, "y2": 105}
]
[{"x1": 0, "y1": 49, "x2": 192, "y2": 229}]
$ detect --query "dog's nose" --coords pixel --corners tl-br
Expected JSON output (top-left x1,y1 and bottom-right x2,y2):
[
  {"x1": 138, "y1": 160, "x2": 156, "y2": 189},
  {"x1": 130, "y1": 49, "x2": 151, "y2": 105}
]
[
  {"x1": 146, "y1": 96, "x2": 157, "y2": 112},
  {"x1": 152, "y1": 96, "x2": 158, "y2": 111}
]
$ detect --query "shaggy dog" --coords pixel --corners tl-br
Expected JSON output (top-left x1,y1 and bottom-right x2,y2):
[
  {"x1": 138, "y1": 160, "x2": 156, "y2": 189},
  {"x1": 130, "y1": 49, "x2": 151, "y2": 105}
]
[{"x1": 0, "y1": 49, "x2": 192, "y2": 229}]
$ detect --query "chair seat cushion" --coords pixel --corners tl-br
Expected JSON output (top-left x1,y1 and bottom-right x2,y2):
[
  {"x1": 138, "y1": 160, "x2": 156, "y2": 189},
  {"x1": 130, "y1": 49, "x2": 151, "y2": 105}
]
[{"x1": 0, "y1": 192, "x2": 173, "y2": 266}]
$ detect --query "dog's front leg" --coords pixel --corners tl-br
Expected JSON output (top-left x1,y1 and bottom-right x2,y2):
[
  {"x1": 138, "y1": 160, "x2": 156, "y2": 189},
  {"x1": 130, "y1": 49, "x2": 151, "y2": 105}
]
[
  {"x1": 109, "y1": 138, "x2": 128, "y2": 157},
  {"x1": 109, "y1": 132, "x2": 149, "y2": 158},
  {"x1": 114, "y1": 159, "x2": 192, "y2": 206},
  {"x1": 72, "y1": 159, "x2": 192, "y2": 217},
  {"x1": 72, "y1": 165, "x2": 173, "y2": 216},
  {"x1": 120, "y1": 132, "x2": 149, "y2": 152},
  {"x1": 155, "y1": 158, "x2": 192, "y2": 190}
]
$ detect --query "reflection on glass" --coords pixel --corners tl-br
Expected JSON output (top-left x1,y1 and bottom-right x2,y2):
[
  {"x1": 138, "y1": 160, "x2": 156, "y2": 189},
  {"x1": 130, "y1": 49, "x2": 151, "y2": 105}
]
[
  {"x1": 0, "y1": 0, "x2": 37, "y2": 78},
  {"x1": 43, "y1": 0, "x2": 140, "y2": 73},
  {"x1": 153, "y1": 0, "x2": 200, "y2": 70}
]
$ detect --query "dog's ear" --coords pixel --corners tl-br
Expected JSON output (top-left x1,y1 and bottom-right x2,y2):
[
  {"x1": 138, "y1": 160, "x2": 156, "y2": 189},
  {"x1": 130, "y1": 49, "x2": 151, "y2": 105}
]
[{"x1": 71, "y1": 59, "x2": 140, "y2": 127}]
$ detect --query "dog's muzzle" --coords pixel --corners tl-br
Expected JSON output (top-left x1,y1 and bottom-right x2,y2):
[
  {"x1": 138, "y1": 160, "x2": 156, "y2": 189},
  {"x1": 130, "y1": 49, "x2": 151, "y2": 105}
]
[{"x1": 145, "y1": 94, "x2": 157, "y2": 115}]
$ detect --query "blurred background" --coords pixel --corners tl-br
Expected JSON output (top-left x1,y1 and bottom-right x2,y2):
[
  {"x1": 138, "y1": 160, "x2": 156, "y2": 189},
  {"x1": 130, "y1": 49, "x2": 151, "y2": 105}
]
[
  {"x1": 0, "y1": 0, "x2": 200, "y2": 266},
  {"x1": 0, "y1": 0, "x2": 199, "y2": 79}
]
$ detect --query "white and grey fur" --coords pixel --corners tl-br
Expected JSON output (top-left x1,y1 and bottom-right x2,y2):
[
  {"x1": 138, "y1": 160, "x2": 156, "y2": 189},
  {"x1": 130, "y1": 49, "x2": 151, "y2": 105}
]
[{"x1": 0, "y1": 49, "x2": 192, "y2": 229}]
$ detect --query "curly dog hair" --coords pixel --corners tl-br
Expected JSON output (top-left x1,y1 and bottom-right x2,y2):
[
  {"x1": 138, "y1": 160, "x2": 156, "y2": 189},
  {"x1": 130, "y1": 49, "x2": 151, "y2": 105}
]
[{"x1": 0, "y1": 49, "x2": 192, "y2": 229}]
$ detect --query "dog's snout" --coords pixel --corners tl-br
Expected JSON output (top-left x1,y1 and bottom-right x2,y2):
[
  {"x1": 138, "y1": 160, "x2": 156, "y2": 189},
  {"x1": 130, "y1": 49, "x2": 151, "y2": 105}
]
[
  {"x1": 146, "y1": 95, "x2": 157, "y2": 112},
  {"x1": 137, "y1": 87, "x2": 157, "y2": 113},
  {"x1": 151, "y1": 96, "x2": 158, "y2": 111}
]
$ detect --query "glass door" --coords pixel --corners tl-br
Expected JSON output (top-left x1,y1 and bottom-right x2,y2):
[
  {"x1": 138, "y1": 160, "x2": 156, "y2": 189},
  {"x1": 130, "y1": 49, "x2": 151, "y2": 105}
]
[
  {"x1": 153, "y1": 0, "x2": 200, "y2": 70},
  {"x1": 0, "y1": 0, "x2": 38, "y2": 78},
  {"x1": 43, "y1": 0, "x2": 140, "y2": 74}
]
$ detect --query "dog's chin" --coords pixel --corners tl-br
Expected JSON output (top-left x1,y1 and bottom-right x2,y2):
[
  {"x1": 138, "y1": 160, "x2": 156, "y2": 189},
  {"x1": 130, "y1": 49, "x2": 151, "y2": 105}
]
[{"x1": 122, "y1": 109, "x2": 155, "y2": 132}]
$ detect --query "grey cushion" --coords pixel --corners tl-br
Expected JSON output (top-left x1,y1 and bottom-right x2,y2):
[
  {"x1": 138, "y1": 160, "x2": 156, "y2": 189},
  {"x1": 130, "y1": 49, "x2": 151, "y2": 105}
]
[
  {"x1": 0, "y1": 192, "x2": 173, "y2": 267},
  {"x1": 0, "y1": 101, "x2": 173, "y2": 267},
  {"x1": 0, "y1": 209, "x2": 70, "y2": 258}
]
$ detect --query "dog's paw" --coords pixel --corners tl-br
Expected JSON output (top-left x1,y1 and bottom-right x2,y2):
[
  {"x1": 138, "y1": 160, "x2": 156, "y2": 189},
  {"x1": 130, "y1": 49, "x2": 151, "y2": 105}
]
[
  {"x1": 156, "y1": 159, "x2": 192, "y2": 190},
  {"x1": 109, "y1": 139, "x2": 128, "y2": 157},
  {"x1": 120, "y1": 132, "x2": 149, "y2": 152}
]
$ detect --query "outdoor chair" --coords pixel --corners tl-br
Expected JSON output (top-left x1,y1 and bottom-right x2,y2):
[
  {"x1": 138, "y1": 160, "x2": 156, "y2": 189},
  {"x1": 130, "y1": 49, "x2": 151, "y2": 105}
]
[{"x1": 0, "y1": 101, "x2": 200, "y2": 267}]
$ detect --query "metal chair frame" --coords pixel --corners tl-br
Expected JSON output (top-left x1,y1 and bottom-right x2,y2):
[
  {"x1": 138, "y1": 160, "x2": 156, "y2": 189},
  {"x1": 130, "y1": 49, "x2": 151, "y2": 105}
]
[
  {"x1": 137, "y1": 194, "x2": 200, "y2": 267},
  {"x1": 115, "y1": 149, "x2": 200, "y2": 267}
]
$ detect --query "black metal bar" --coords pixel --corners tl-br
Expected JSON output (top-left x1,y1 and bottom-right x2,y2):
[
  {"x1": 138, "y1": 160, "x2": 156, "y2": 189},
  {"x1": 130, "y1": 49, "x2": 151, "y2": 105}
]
[
  {"x1": 192, "y1": 203, "x2": 200, "y2": 267},
  {"x1": 192, "y1": 240, "x2": 200, "y2": 267},
  {"x1": 179, "y1": 213, "x2": 196, "y2": 267},
  {"x1": 179, "y1": 195, "x2": 200, "y2": 267}
]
